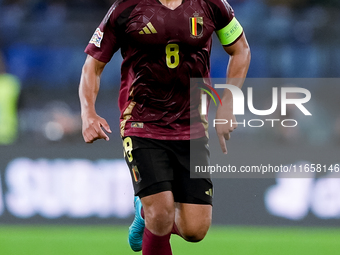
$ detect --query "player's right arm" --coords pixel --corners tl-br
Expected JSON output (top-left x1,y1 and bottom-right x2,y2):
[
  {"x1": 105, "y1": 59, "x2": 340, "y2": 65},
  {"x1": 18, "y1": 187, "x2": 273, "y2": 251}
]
[{"x1": 79, "y1": 55, "x2": 111, "y2": 143}]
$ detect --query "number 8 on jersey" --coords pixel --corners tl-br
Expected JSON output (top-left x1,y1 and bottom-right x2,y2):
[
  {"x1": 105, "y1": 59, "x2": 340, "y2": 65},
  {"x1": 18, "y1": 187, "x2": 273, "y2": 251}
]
[{"x1": 166, "y1": 44, "x2": 179, "y2": 69}]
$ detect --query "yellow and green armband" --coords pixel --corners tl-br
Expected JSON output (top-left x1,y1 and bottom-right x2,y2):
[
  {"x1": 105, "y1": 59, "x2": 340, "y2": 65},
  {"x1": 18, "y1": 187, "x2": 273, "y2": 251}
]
[{"x1": 216, "y1": 17, "x2": 243, "y2": 46}]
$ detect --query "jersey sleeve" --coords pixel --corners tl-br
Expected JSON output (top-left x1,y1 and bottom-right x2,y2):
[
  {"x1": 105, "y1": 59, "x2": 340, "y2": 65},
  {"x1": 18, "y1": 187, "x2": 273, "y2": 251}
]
[
  {"x1": 84, "y1": 3, "x2": 121, "y2": 63},
  {"x1": 208, "y1": 0, "x2": 244, "y2": 46}
]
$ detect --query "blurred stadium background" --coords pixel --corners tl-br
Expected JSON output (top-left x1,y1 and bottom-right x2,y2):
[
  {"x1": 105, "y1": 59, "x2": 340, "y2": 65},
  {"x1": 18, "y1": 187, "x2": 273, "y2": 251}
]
[{"x1": 0, "y1": 0, "x2": 340, "y2": 254}]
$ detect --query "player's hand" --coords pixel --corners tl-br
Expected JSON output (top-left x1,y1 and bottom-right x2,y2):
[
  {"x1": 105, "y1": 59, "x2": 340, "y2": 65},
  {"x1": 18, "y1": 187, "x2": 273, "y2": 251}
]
[
  {"x1": 215, "y1": 104, "x2": 237, "y2": 154},
  {"x1": 81, "y1": 113, "x2": 112, "y2": 143}
]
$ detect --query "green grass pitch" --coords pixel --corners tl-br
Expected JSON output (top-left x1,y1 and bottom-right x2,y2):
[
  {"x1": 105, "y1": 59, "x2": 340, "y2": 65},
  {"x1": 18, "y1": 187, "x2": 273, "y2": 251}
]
[{"x1": 0, "y1": 226, "x2": 339, "y2": 255}]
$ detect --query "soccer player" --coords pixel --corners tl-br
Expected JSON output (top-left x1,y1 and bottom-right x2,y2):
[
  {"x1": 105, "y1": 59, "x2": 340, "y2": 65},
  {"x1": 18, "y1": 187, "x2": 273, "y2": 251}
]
[{"x1": 79, "y1": 0, "x2": 250, "y2": 254}]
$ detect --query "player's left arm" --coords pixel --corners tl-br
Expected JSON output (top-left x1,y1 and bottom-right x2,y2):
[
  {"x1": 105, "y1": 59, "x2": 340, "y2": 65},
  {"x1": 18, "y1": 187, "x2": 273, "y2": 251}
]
[{"x1": 215, "y1": 33, "x2": 251, "y2": 154}]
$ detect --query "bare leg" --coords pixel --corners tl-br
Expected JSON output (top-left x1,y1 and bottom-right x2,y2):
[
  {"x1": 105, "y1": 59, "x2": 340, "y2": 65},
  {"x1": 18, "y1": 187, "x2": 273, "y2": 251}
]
[
  {"x1": 141, "y1": 191, "x2": 175, "y2": 235},
  {"x1": 174, "y1": 203, "x2": 212, "y2": 242},
  {"x1": 140, "y1": 191, "x2": 175, "y2": 255}
]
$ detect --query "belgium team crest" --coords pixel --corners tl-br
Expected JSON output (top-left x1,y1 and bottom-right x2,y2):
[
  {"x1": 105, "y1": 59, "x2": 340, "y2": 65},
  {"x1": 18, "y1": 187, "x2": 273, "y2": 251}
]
[{"x1": 189, "y1": 15, "x2": 203, "y2": 38}]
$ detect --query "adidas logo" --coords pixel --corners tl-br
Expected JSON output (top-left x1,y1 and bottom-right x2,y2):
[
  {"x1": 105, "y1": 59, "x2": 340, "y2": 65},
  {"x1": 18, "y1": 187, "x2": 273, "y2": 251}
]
[
  {"x1": 205, "y1": 188, "x2": 213, "y2": 197},
  {"x1": 139, "y1": 22, "x2": 157, "y2": 34}
]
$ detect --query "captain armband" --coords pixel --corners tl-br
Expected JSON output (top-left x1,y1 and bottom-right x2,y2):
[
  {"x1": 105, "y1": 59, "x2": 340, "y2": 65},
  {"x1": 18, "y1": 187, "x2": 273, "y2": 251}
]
[{"x1": 216, "y1": 17, "x2": 243, "y2": 46}]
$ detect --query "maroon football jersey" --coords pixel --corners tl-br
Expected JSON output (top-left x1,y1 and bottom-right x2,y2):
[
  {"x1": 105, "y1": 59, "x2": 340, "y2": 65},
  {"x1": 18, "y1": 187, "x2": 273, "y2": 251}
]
[{"x1": 85, "y1": 0, "x2": 242, "y2": 140}]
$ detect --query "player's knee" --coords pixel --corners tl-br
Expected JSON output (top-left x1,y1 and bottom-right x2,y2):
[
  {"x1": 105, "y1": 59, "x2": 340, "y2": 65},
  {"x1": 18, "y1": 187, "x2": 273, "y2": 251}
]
[
  {"x1": 145, "y1": 204, "x2": 175, "y2": 232},
  {"x1": 181, "y1": 227, "x2": 208, "y2": 243},
  {"x1": 147, "y1": 206, "x2": 174, "y2": 224}
]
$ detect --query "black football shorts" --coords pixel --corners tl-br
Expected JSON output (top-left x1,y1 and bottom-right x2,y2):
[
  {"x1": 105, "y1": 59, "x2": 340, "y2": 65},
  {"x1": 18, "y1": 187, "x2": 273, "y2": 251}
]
[{"x1": 123, "y1": 136, "x2": 213, "y2": 205}]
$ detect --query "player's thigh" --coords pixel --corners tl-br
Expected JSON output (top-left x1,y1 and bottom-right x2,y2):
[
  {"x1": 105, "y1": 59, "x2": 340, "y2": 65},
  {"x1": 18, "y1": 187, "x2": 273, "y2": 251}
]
[{"x1": 175, "y1": 202, "x2": 212, "y2": 242}]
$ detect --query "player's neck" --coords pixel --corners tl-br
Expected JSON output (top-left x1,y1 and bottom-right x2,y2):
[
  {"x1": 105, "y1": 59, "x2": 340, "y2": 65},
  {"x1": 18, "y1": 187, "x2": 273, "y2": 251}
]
[{"x1": 158, "y1": 0, "x2": 183, "y2": 10}]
